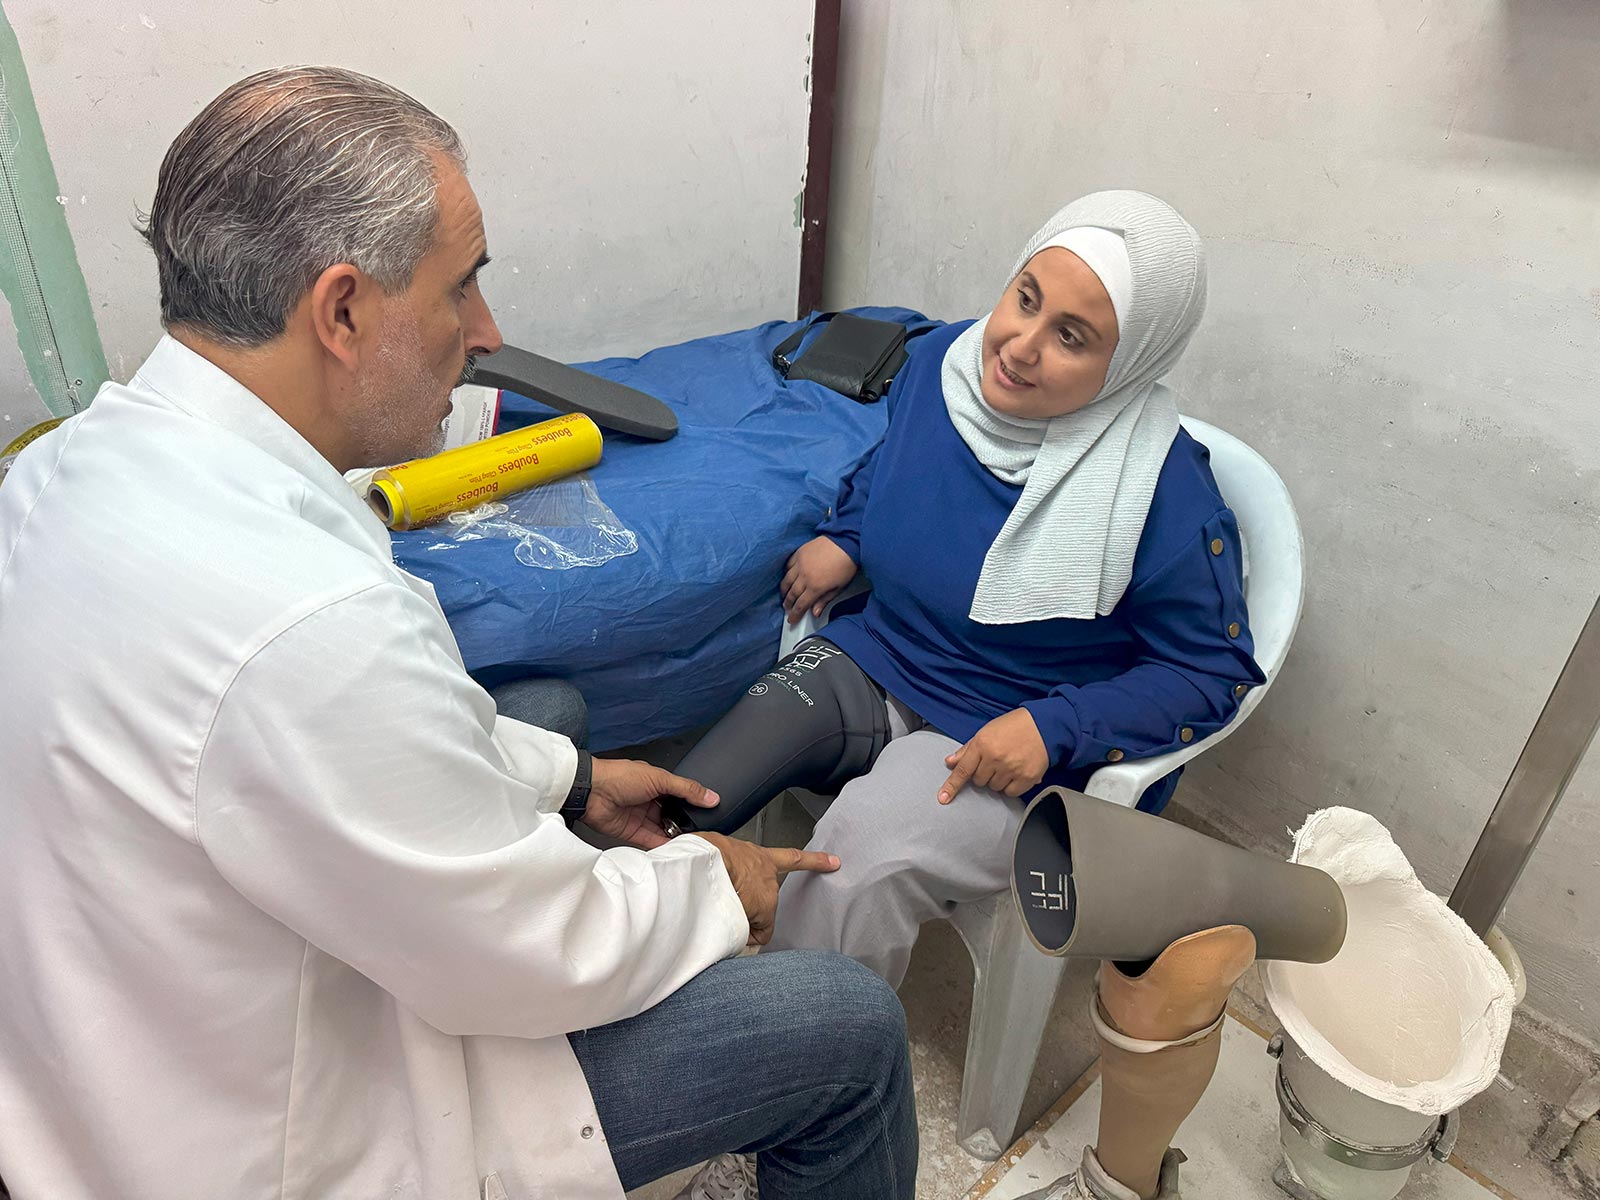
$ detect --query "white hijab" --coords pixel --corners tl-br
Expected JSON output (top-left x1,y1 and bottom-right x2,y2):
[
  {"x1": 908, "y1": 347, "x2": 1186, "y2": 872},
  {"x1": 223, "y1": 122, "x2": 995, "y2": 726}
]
[{"x1": 943, "y1": 190, "x2": 1208, "y2": 624}]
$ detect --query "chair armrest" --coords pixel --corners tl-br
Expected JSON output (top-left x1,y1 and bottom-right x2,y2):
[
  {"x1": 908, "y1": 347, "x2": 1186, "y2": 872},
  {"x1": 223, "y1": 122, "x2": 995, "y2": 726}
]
[
  {"x1": 1081, "y1": 675, "x2": 1280, "y2": 809},
  {"x1": 778, "y1": 610, "x2": 825, "y2": 659},
  {"x1": 1082, "y1": 743, "x2": 1213, "y2": 810},
  {"x1": 777, "y1": 578, "x2": 871, "y2": 658}
]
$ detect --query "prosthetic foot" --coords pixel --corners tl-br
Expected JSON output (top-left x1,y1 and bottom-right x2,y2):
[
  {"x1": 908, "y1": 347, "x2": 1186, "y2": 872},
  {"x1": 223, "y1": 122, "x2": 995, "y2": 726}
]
[{"x1": 662, "y1": 639, "x2": 890, "y2": 836}]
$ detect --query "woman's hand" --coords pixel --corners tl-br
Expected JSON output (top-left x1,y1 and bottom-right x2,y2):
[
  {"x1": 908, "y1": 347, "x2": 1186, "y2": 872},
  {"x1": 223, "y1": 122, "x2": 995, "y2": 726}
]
[
  {"x1": 938, "y1": 708, "x2": 1050, "y2": 803},
  {"x1": 780, "y1": 536, "x2": 859, "y2": 626}
]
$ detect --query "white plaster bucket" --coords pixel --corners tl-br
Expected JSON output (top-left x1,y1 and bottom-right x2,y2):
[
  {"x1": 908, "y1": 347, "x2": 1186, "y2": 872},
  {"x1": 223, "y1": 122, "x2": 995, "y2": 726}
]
[{"x1": 1264, "y1": 809, "x2": 1515, "y2": 1199}]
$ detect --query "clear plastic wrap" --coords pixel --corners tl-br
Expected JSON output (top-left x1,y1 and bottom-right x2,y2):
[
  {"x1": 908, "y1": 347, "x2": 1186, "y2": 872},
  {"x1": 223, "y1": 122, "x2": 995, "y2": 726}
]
[{"x1": 421, "y1": 473, "x2": 638, "y2": 570}]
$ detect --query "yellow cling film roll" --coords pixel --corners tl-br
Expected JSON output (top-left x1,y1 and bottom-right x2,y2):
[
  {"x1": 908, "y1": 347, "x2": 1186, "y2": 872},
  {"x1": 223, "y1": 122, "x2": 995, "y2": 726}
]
[
  {"x1": 368, "y1": 412, "x2": 603, "y2": 531},
  {"x1": 0, "y1": 417, "x2": 69, "y2": 488}
]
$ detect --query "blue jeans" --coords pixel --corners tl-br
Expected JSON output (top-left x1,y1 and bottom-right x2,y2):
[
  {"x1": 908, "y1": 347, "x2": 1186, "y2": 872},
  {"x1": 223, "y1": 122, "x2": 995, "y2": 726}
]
[
  {"x1": 490, "y1": 676, "x2": 590, "y2": 748},
  {"x1": 569, "y1": 950, "x2": 917, "y2": 1199}
]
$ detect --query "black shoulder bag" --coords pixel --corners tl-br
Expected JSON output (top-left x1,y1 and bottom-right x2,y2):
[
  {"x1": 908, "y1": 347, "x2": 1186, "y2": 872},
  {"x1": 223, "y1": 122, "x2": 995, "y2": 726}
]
[{"x1": 772, "y1": 312, "x2": 929, "y2": 404}]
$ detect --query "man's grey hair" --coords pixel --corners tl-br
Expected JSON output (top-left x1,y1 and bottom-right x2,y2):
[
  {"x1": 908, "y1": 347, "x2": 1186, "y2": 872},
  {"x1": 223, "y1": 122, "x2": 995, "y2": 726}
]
[{"x1": 139, "y1": 66, "x2": 465, "y2": 347}]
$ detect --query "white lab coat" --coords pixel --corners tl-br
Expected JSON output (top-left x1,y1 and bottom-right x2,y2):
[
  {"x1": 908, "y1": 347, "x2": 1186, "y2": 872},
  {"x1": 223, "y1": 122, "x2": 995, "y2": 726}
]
[{"x1": 0, "y1": 338, "x2": 748, "y2": 1200}]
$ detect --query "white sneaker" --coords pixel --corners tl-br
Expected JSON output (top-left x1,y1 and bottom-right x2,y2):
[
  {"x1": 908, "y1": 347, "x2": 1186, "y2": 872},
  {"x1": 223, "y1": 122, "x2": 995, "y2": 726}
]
[
  {"x1": 1013, "y1": 1147, "x2": 1185, "y2": 1200},
  {"x1": 672, "y1": 1153, "x2": 758, "y2": 1200}
]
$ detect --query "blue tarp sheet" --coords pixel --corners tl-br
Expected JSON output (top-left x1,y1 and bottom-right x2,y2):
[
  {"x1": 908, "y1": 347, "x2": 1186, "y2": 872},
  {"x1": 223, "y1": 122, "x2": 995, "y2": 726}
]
[{"x1": 390, "y1": 307, "x2": 936, "y2": 750}]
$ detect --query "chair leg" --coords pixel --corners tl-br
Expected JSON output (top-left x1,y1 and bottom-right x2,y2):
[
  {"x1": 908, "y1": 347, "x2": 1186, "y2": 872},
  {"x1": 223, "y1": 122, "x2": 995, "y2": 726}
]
[
  {"x1": 951, "y1": 895, "x2": 1068, "y2": 1160},
  {"x1": 741, "y1": 806, "x2": 768, "y2": 847}
]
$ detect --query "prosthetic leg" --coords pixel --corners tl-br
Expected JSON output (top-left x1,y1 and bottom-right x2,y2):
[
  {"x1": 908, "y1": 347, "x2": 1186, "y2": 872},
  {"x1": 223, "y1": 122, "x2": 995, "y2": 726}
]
[
  {"x1": 661, "y1": 639, "x2": 891, "y2": 836},
  {"x1": 1012, "y1": 790, "x2": 1348, "y2": 1200}
]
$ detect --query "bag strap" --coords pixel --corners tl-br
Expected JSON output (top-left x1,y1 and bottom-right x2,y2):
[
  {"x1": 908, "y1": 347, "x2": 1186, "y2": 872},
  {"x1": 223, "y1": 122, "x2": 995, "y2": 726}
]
[{"x1": 772, "y1": 312, "x2": 839, "y2": 376}]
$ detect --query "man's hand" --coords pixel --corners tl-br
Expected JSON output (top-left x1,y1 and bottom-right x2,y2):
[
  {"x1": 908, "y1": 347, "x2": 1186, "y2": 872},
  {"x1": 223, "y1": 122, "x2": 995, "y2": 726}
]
[
  {"x1": 780, "y1": 536, "x2": 859, "y2": 626},
  {"x1": 937, "y1": 708, "x2": 1050, "y2": 804},
  {"x1": 689, "y1": 833, "x2": 840, "y2": 945},
  {"x1": 582, "y1": 758, "x2": 719, "y2": 850}
]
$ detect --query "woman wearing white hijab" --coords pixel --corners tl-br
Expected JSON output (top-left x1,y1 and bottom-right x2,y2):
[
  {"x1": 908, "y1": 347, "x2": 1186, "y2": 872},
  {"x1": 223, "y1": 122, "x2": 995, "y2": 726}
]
[{"x1": 672, "y1": 191, "x2": 1263, "y2": 997}]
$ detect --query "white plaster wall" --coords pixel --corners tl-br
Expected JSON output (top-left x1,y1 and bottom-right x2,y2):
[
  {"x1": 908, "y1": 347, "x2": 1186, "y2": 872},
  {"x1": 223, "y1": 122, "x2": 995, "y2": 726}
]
[
  {"x1": 823, "y1": 0, "x2": 1600, "y2": 1040},
  {"x1": 1, "y1": 0, "x2": 814, "y2": 415}
]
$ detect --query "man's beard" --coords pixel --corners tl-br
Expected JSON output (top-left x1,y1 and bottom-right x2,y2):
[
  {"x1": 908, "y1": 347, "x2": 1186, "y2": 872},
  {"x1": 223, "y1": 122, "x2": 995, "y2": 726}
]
[{"x1": 350, "y1": 309, "x2": 453, "y2": 467}]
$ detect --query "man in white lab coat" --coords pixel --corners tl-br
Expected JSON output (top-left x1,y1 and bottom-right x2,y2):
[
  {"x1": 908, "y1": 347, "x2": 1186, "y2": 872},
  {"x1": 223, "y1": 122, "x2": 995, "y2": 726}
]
[{"x1": 0, "y1": 67, "x2": 916, "y2": 1200}]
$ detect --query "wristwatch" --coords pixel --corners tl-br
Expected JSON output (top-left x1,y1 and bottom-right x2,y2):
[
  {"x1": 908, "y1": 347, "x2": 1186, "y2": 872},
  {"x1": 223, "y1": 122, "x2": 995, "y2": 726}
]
[{"x1": 560, "y1": 750, "x2": 593, "y2": 827}]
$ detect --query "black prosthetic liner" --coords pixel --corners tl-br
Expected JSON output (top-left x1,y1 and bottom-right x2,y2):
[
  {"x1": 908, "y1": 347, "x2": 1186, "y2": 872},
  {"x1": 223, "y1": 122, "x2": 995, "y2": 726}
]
[{"x1": 663, "y1": 639, "x2": 890, "y2": 837}]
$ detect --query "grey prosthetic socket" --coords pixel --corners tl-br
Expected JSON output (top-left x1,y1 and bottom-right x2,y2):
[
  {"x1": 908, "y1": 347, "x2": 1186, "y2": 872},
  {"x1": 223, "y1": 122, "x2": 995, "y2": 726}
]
[
  {"x1": 662, "y1": 639, "x2": 891, "y2": 836},
  {"x1": 1011, "y1": 787, "x2": 1347, "y2": 966}
]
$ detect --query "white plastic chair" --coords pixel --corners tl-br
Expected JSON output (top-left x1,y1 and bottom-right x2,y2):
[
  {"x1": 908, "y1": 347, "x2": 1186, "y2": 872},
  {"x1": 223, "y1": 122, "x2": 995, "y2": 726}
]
[{"x1": 772, "y1": 415, "x2": 1305, "y2": 1158}]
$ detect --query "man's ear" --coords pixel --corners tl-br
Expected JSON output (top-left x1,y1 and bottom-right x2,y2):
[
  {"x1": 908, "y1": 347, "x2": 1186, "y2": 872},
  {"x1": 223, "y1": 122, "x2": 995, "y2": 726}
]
[{"x1": 308, "y1": 263, "x2": 368, "y2": 370}]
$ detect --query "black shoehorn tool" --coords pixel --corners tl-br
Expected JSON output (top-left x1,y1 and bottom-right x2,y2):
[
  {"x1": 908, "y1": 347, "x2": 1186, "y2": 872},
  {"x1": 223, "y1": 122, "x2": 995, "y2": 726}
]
[{"x1": 473, "y1": 344, "x2": 679, "y2": 442}]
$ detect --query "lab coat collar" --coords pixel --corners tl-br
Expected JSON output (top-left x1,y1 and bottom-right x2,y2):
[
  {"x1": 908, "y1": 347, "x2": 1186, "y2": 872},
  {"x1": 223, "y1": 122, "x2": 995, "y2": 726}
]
[{"x1": 131, "y1": 335, "x2": 395, "y2": 561}]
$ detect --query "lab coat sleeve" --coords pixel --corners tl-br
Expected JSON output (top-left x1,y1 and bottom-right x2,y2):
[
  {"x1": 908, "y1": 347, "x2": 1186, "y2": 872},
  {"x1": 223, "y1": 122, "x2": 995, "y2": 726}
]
[
  {"x1": 193, "y1": 581, "x2": 750, "y2": 1039},
  {"x1": 488, "y1": 711, "x2": 581, "y2": 813}
]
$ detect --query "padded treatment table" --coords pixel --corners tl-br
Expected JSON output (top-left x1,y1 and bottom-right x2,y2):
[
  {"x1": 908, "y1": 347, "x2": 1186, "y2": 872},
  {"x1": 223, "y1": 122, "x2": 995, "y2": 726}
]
[{"x1": 390, "y1": 307, "x2": 935, "y2": 750}]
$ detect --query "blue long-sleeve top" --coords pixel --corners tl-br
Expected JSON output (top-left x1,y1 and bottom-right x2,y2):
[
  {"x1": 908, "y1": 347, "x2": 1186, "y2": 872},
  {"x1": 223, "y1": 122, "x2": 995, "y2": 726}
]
[{"x1": 817, "y1": 320, "x2": 1266, "y2": 813}]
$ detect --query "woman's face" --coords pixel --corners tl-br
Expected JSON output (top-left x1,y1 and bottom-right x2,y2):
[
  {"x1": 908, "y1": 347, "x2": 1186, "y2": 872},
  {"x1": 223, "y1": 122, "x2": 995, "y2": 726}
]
[{"x1": 980, "y1": 247, "x2": 1120, "y2": 419}]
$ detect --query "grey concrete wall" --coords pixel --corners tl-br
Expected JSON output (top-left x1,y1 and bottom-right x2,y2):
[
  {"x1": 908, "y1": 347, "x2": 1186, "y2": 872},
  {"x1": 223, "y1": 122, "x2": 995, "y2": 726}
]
[
  {"x1": 1, "y1": 0, "x2": 815, "y2": 422},
  {"x1": 823, "y1": 0, "x2": 1600, "y2": 1043}
]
